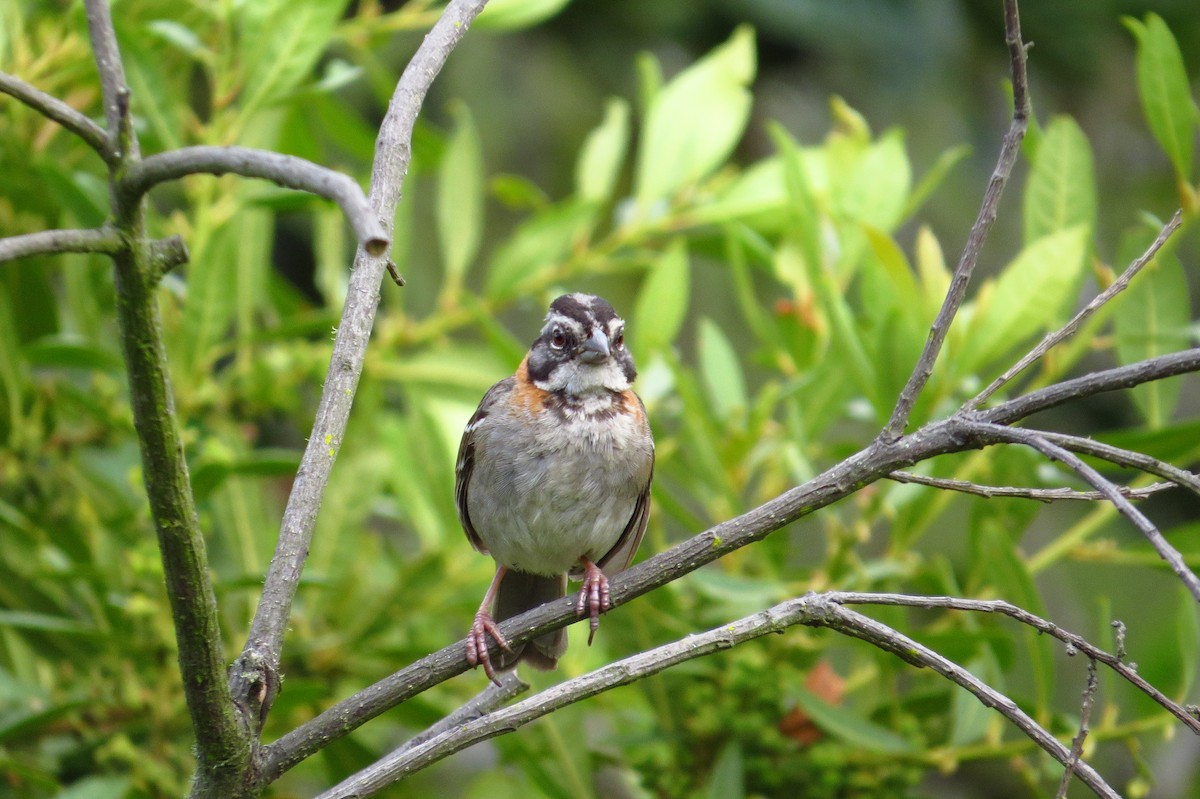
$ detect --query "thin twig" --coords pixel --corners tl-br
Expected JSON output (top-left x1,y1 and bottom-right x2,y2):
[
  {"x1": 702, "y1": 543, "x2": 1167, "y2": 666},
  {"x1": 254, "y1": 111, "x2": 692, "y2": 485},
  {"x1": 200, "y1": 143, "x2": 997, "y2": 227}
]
[
  {"x1": 966, "y1": 209, "x2": 1184, "y2": 410},
  {"x1": 123, "y1": 147, "x2": 388, "y2": 256},
  {"x1": 398, "y1": 671, "x2": 527, "y2": 756},
  {"x1": 832, "y1": 593, "x2": 1200, "y2": 734},
  {"x1": 968, "y1": 421, "x2": 1200, "y2": 602},
  {"x1": 882, "y1": 0, "x2": 1029, "y2": 439},
  {"x1": 1038, "y1": 430, "x2": 1200, "y2": 498},
  {"x1": 84, "y1": 0, "x2": 135, "y2": 158},
  {"x1": 816, "y1": 601, "x2": 1118, "y2": 799},
  {"x1": 0, "y1": 227, "x2": 122, "y2": 263},
  {"x1": 981, "y1": 348, "x2": 1200, "y2": 427},
  {"x1": 1057, "y1": 661, "x2": 1099, "y2": 799},
  {"x1": 887, "y1": 470, "x2": 1175, "y2": 502},
  {"x1": 313, "y1": 593, "x2": 1119, "y2": 799},
  {"x1": 235, "y1": 0, "x2": 492, "y2": 741},
  {"x1": 0, "y1": 71, "x2": 113, "y2": 161}
]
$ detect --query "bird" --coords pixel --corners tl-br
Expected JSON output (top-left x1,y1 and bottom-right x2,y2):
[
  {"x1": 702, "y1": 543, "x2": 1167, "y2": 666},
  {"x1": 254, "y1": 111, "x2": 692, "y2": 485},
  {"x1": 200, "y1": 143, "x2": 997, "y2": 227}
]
[{"x1": 455, "y1": 293, "x2": 654, "y2": 683}]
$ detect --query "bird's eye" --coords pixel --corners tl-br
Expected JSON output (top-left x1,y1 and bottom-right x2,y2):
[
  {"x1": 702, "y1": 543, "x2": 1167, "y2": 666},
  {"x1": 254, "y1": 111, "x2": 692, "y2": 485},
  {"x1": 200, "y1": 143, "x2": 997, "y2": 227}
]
[
  {"x1": 550, "y1": 328, "x2": 567, "y2": 350},
  {"x1": 613, "y1": 328, "x2": 625, "y2": 350}
]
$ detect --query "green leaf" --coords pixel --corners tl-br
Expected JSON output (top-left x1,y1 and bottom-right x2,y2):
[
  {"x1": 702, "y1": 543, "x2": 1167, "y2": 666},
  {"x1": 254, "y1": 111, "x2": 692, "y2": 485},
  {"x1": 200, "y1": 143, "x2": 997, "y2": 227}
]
[
  {"x1": 789, "y1": 686, "x2": 916, "y2": 754},
  {"x1": 904, "y1": 144, "x2": 970, "y2": 220},
  {"x1": 693, "y1": 157, "x2": 786, "y2": 225},
  {"x1": 955, "y1": 225, "x2": 1089, "y2": 376},
  {"x1": 238, "y1": 0, "x2": 349, "y2": 118},
  {"x1": 1124, "y1": 14, "x2": 1197, "y2": 180},
  {"x1": 146, "y1": 19, "x2": 210, "y2": 61},
  {"x1": 837, "y1": 129, "x2": 911, "y2": 232},
  {"x1": 634, "y1": 26, "x2": 755, "y2": 208},
  {"x1": 485, "y1": 201, "x2": 596, "y2": 299},
  {"x1": 971, "y1": 521, "x2": 1054, "y2": 712},
  {"x1": 697, "y1": 317, "x2": 747, "y2": 420},
  {"x1": 575, "y1": 97, "x2": 630, "y2": 203},
  {"x1": 191, "y1": 448, "x2": 303, "y2": 501},
  {"x1": 949, "y1": 656, "x2": 996, "y2": 746},
  {"x1": 1113, "y1": 238, "x2": 1191, "y2": 427},
  {"x1": 438, "y1": 101, "x2": 485, "y2": 293},
  {"x1": 54, "y1": 775, "x2": 133, "y2": 799},
  {"x1": 22, "y1": 336, "x2": 122, "y2": 372},
  {"x1": 475, "y1": 0, "x2": 572, "y2": 30},
  {"x1": 633, "y1": 239, "x2": 690, "y2": 359},
  {"x1": 116, "y1": 20, "x2": 184, "y2": 151},
  {"x1": 703, "y1": 741, "x2": 745, "y2": 799},
  {"x1": 490, "y1": 174, "x2": 549, "y2": 211},
  {"x1": 0, "y1": 289, "x2": 27, "y2": 444},
  {"x1": 1023, "y1": 116, "x2": 1096, "y2": 245},
  {"x1": 768, "y1": 124, "x2": 821, "y2": 284},
  {"x1": 1174, "y1": 583, "x2": 1199, "y2": 699},
  {"x1": 0, "y1": 610, "x2": 98, "y2": 636},
  {"x1": 314, "y1": 203, "x2": 348, "y2": 308}
]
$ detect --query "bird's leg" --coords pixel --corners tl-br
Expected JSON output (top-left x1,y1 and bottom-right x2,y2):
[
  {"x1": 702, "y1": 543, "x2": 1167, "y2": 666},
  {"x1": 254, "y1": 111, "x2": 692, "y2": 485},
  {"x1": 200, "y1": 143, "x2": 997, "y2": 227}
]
[
  {"x1": 466, "y1": 565, "x2": 514, "y2": 685},
  {"x1": 576, "y1": 558, "x2": 611, "y2": 645}
]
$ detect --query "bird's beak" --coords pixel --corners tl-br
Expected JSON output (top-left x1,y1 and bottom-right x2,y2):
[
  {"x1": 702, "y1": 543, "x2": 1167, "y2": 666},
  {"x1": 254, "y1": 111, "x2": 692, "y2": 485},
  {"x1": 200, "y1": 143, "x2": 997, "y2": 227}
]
[{"x1": 579, "y1": 328, "x2": 610, "y2": 363}]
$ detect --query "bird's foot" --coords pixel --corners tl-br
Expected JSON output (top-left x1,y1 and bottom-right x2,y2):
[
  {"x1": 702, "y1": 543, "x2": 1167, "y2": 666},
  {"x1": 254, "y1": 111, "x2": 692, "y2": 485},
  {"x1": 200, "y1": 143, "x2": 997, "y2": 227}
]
[
  {"x1": 576, "y1": 558, "x2": 611, "y2": 645},
  {"x1": 466, "y1": 607, "x2": 513, "y2": 686}
]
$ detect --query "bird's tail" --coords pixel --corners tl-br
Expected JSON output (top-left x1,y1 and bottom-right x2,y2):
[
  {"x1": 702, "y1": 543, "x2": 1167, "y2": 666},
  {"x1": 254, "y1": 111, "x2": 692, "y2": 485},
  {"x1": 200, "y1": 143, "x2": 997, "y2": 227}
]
[{"x1": 494, "y1": 571, "x2": 567, "y2": 671}]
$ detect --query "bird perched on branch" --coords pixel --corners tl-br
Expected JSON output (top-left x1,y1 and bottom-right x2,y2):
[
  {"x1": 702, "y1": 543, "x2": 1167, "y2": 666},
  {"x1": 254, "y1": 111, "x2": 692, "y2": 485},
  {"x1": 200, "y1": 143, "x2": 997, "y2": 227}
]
[{"x1": 455, "y1": 293, "x2": 654, "y2": 683}]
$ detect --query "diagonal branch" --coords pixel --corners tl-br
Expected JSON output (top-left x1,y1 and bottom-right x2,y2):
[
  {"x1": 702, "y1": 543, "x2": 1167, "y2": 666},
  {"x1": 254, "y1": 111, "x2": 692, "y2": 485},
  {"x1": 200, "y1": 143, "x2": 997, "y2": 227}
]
[
  {"x1": 965, "y1": 209, "x2": 1184, "y2": 410},
  {"x1": 882, "y1": 0, "x2": 1029, "y2": 439},
  {"x1": 968, "y1": 421, "x2": 1200, "y2": 601},
  {"x1": 887, "y1": 470, "x2": 1175, "y2": 502},
  {"x1": 122, "y1": 147, "x2": 388, "y2": 256},
  {"x1": 0, "y1": 71, "x2": 113, "y2": 162},
  {"x1": 233, "y1": 0, "x2": 493, "y2": 740},
  {"x1": 312, "y1": 594, "x2": 1119, "y2": 799}
]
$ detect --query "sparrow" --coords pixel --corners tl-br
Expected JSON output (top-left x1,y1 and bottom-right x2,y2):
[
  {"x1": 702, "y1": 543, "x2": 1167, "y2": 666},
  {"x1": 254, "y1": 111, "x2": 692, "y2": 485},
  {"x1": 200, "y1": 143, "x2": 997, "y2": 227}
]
[{"x1": 455, "y1": 293, "x2": 654, "y2": 683}]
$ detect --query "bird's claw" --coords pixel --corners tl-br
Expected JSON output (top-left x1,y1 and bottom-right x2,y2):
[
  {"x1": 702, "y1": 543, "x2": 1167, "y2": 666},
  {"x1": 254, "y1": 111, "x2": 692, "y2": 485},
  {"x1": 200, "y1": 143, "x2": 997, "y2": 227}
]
[{"x1": 576, "y1": 559, "x2": 611, "y2": 646}]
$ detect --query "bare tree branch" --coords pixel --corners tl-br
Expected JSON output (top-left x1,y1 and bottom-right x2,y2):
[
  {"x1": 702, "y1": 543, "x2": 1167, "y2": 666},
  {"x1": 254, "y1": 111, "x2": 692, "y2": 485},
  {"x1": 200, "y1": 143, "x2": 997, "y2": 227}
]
[
  {"x1": 883, "y1": 0, "x2": 1029, "y2": 439},
  {"x1": 0, "y1": 70, "x2": 113, "y2": 161},
  {"x1": 981, "y1": 348, "x2": 1200, "y2": 426},
  {"x1": 969, "y1": 421, "x2": 1200, "y2": 602},
  {"x1": 313, "y1": 593, "x2": 1120, "y2": 799},
  {"x1": 0, "y1": 227, "x2": 122, "y2": 263},
  {"x1": 84, "y1": 0, "x2": 136, "y2": 159},
  {"x1": 887, "y1": 470, "x2": 1175, "y2": 502},
  {"x1": 833, "y1": 593, "x2": 1200, "y2": 734},
  {"x1": 122, "y1": 147, "x2": 389, "y2": 256},
  {"x1": 966, "y1": 209, "x2": 1184, "y2": 410},
  {"x1": 233, "y1": 0, "x2": 493, "y2": 743}
]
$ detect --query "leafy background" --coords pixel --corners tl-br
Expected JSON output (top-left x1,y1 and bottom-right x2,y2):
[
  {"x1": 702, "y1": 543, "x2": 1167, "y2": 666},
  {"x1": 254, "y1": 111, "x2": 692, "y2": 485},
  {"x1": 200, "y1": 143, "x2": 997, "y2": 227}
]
[{"x1": 1, "y1": 1, "x2": 1199, "y2": 797}]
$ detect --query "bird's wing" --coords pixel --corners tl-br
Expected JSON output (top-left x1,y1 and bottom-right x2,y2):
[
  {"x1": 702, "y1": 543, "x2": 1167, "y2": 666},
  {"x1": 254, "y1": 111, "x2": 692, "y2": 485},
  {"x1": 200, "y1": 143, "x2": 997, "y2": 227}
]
[{"x1": 455, "y1": 376, "x2": 515, "y2": 555}]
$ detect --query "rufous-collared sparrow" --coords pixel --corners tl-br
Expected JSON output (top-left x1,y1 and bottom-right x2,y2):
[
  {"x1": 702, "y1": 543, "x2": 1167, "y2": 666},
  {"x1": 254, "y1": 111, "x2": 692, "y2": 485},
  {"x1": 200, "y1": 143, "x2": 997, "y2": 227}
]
[{"x1": 455, "y1": 293, "x2": 654, "y2": 683}]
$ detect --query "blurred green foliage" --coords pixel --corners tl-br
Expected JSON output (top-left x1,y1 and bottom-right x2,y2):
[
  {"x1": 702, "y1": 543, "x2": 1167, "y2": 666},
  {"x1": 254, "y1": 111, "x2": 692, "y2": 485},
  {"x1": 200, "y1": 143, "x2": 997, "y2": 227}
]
[{"x1": 1, "y1": 1, "x2": 1199, "y2": 798}]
